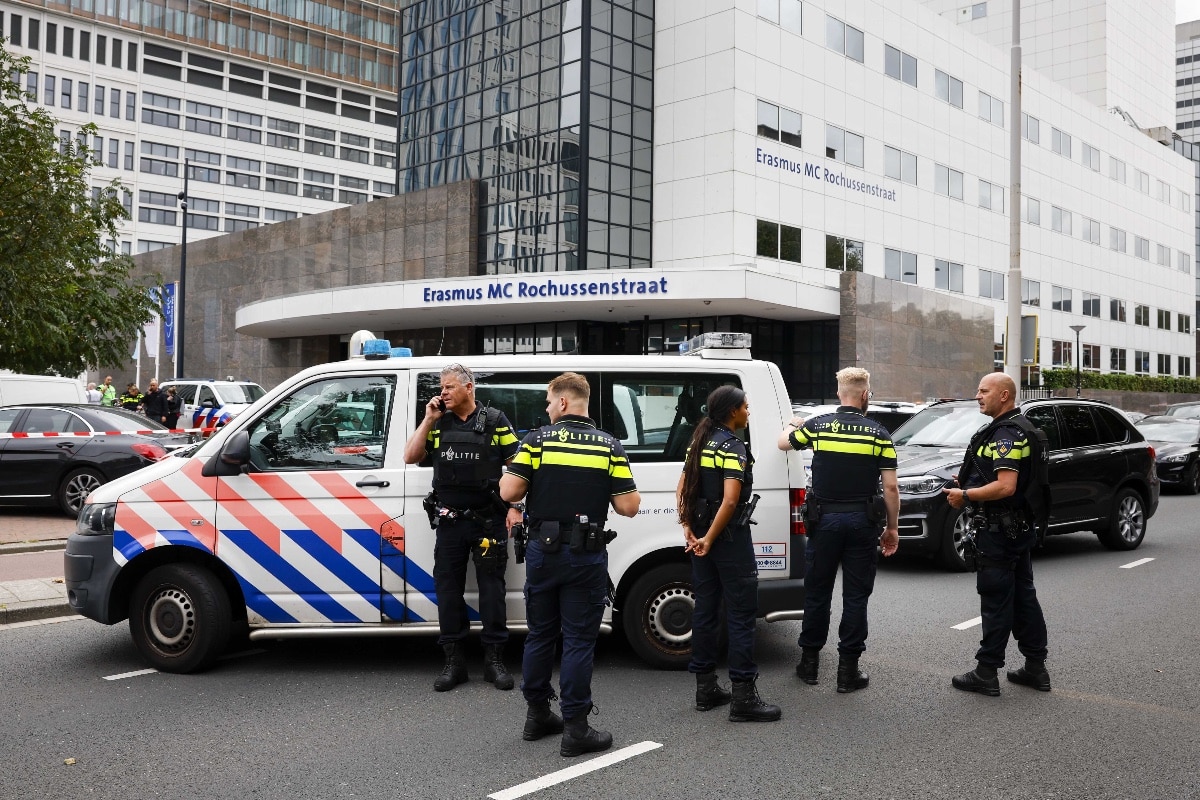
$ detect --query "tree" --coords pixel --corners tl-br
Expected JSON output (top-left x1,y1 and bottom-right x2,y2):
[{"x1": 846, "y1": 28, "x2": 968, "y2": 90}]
[{"x1": 0, "y1": 36, "x2": 160, "y2": 377}]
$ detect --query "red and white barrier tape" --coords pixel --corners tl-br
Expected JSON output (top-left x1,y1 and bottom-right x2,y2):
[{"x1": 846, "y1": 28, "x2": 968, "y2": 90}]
[{"x1": 0, "y1": 426, "x2": 215, "y2": 439}]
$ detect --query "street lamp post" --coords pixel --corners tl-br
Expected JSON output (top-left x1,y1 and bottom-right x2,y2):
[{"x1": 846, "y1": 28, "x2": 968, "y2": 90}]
[
  {"x1": 1069, "y1": 324, "x2": 1086, "y2": 398},
  {"x1": 177, "y1": 158, "x2": 189, "y2": 380}
]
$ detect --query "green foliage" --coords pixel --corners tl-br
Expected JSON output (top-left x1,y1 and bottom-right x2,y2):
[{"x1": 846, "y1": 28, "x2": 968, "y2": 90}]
[
  {"x1": 0, "y1": 37, "x2": 160, "y2": 376},
  {"x1": 1041, "y1": 369, "x2": 1200, "y2": 394}
]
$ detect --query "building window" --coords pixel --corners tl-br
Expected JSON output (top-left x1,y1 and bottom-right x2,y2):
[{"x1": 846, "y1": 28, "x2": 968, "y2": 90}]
[
  {"x1": 1025, "y1": 197, "x2": 1040, "y2": 225},
  {"x1": 267, "y1": 162, "x2": 299, "y2": 178},
  {"x1": 1082, "y1": 343, "x2": 1100, "y2": 371},
  {"x1": 1051, "y1": 340, "x2": 1073, "y2": 368},
  {"x1": 1110, "y1": 298, "x2": 1126, "y2": 322},
  {"x1": 110, "y1": 87, "x2": 120, "y2": 117},
  {"x1": 935, "y1": 69, "x2": 964, "y2": 108},
  {"x1": 884, "y1": 44, "x2": 917, "y2": 86},
  {"x1": 1082, "y1": 292, "x2": 1100, "y2": 318},
  {"x1": 936, "y1": 259, "x2": 964, "y2": 293},
  {"x1": 1109, "y1": 227, "x2": 1126, "y2": 252},
  {"x1": 1156, "y1": 179, "x2": 1169, "y2": 203},
  {"x1": 107, "y1": 138, "x2": 118, "y2": 168},
  {"x1": 225, "y1": 219, "x2": 260, "y2": 233},
  {"x1": 1157, "y1": 309, "x2": 1171, "y2": 330},
  {"x1": 1134, "y1": 304, "x2": 1150, "y2": 326},
  {"x1": 267, "y1": 133, "x2": 300, "y2": 150},
  {"x1": 825, "y1": 125, "x2": 864, "y2": 167},
  {"x1": 1081, "y1": 218, "x2": 1099, "y2": 244},
  {"x1": 826, "y1": 15, "x2": 864, "y2": 63},
  {"x1": 979, "y1": 179, "x2": 1004, "y2": 212},
  {"x1": 77, "y1": 82, "x2": 89, "y2": 112},
  {"x1": 826, "y1": 236, "x2": 864, "y2": 271},
  {"x1": 884, "y1": 248, "x2": 917, "y2": 284},
  {"x1": 979, "y1": 268, "x2": 1004, "y2": 299},
  {"x1": 1179, "y1": 314, "x2": 1193, "y2": 334},
  {"x1": 1022, "y1": 279, "x2": 1040, "y2": 306},
  {"x1": 227, "y1": 203, "x2": 259, "y2": 219},
  {"x1": 1180, "y1": 356, "x2": 1192, "y2": 377},
  {"x1": 884, "y1": 145, "x2": 917, "y2": 184},
  {"x1": 1051, "y1": 285, "x2": 1072, "y2": 312},
  {"x1": 265, "y1": 178, "x2": 299, "y2": 195},
  {"x1": 1050, "y1": 206, "x2": 1071, "y2": 235},
  {"x1": 1109, "y1": 157, "x2": 1126, "y2": 183},
  {"x1": 186, "y1": 117, "x2": 221, "y2": 136},
  {"x1": 759, "y1": 0, "x2": 802, "y2": 32},
  {"x1": 126, "y1": 91, "x2": 136, "y2": 121},
  {"x1": 1136, "y1": 170, "x2": 1149, "y2": 194},
  {"x1": 266, "y1": 208, "x2": 298, "y2": 222},
  {"x1": 756, "y1": 220, "x2": 802, "y2": 263},
  {"x1": 225, "y1": 172, "x2": 261, "y2": 190},
  {"x1": 1110, "y1": 347, "x2": 1127, "y2": 373},
  {"x1": 1080, "y1": 142, "x2": 1100, "y2": 172},
  {"x1": 1021, "y1": 113, "x2": 1040, "y2": 144},
  {"x1": 971, "y1": 2, "x2": 988, "y2": 18},
  {"x1": 1134, "y1": 237, "x2": 1149, "y2": 260},
  {"x1": 304, "y1": 140, "x2": 337, "y2": 158},
  {"x1": 228, "y1": 125, "x2": 262, "y2": 144},
  {"x1": 1051, "y1": 127, "x2": 1072, "y2": 159},
  {"x1": 935, "y1": 164, "x2": 963, "y2": 199},
  {"x1": 1134, "y1": 350, "x2": 1150, "y2": 374},
  {"x1": 978, "y1": 91, "x2": 1003, "y2": 127},
  {"x1": 1156, "y1": 244, "x2": 1170, "y2": 267},
  {"x1": 60, "y1": 78, "x2": 72, "y2": 109},
  {"x1": 138, "y1": 207, "x2": 177, "y2": 226}
]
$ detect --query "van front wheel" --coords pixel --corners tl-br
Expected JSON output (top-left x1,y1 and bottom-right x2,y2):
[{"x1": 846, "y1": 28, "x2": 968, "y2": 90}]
[
  {"x1": 129, "y1": 564, "x2": 231, "y2": 673},
  {"x1": 622, "y1": 563, "x2": 694, "y2": 670}
]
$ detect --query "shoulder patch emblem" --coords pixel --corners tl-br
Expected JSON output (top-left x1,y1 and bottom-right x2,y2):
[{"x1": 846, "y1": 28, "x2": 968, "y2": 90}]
[{"x1": 995, "y1": 439, "x2": 1013, "y2": 457}]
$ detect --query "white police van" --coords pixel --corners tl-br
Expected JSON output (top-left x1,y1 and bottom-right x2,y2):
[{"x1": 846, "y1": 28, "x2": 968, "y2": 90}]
[{"x1": 64, "y1": 333, "x2": 808, "y2": 672}]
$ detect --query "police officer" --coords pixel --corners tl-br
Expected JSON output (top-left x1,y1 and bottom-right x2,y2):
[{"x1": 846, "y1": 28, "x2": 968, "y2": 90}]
[
  {"x1": 944, "y1": 372, "x2": 1050, "y2": 696},
  {"x1": 777, "y1": 367, "x2": 899, "y2": 692},
  {"x1": 120, "y1": 383, "x2": 144, "y2": 412},
  {"x1": 403, "y1": 363, "x2": 523, "y2": 692},
  {"x1": 678, "y1": 385, "x2": 780, "y2": 722},
  {"x1": 499, "y1": 372, "x2": 640, "y2": 758}
]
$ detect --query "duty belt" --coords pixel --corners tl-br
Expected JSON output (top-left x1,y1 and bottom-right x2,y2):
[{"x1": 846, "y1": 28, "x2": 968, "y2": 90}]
[{"x1": 819, "y1": 501, "x2": 870, "y2": 513}]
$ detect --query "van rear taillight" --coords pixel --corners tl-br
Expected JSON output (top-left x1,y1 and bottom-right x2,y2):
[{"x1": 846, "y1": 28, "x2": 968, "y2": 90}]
[
  {"x1": 131, "y1": 442, "x2": 168, "y2": 462},
  {"x1": 1147, "y1": 446, "x2": 1155, "y2": 460},
  {"x1": 790, "y1": 487, "x2": 807, "y2": 535}
]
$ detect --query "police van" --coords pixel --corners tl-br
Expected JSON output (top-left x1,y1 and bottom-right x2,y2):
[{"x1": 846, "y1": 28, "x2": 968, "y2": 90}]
[{"x1": 64, "y1": 333, "x2": 808, "y2": 672}]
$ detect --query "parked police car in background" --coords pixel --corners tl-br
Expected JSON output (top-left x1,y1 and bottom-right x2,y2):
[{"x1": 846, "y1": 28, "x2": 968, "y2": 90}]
[
  {"x1": 888, "y1": 397, "x2": 1158, "y2": 571},
  {"x1": 65, "y1": 333, "x2": 809, "y2": 673},
  {"x1": 158, "y1": 378, "x2": 266, "y2": 430}
]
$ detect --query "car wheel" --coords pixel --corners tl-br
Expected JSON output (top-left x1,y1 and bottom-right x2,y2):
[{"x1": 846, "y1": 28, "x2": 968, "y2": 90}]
[
  {"x1": 1185, "y1": 463, "x2": 1200, "y2": 496},
  {"x1": 57, "y1": 468, "x2": 104, "y2": 517},
  {"x1": 622, "y1": 563, "x2": 695, "y2": 669},
  {"x1": 129, "y1": 564, "x2": 231, "y2": 673},
  {"x1": 1098, "y1": 488, "x2": 1146, "y2": 551},
  {"x1": 939, "y1": 508, "x2": 972, "y2": 572}
]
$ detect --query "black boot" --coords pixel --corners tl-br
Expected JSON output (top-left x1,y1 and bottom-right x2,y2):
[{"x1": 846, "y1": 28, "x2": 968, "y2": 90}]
[
  {"x1": 796, "y1": 647, "x2": 820, "y2": 685},
  {"x1": 560, "y1": 705, "x2": 613, "y2": 757},
  {"x1": 695, "y1": 672, "x2": 732, "y2": 712},
  {"x1": 952, "y1": 663, "x2": 1000, "y2": 697},
  {"x1": 483, "y1": 644, "x2": 514, "y2": 691},
  {"x1": 523, "y1": 699, "x2": 564, "y2": 741},
  {"x1": 728, "y1": 677, "x2": 782, "y2": 722},
  {"x1": 1007, "y1": 658, "x2": 1051, "y2": 692},
  {"x1": 836, "y1": 655, "x2": 869, "y2": 693},
  {"x1": 433, "y1": 643, "x2": 468, "y2": 692}
]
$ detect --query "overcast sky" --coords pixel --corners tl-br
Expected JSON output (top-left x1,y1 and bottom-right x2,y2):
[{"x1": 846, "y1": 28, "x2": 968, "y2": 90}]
[{"x1": 1181, "y1": 0, "x2": 1200, "y2": 23}]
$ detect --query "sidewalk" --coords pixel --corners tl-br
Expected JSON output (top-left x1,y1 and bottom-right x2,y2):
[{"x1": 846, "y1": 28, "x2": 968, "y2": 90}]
[{"x1": 0, "y1": 510, "x2": 75, "y2": 625}]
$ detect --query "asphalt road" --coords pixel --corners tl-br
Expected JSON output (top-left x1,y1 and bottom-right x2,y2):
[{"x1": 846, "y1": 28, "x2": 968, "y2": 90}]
[{"x1": 2, "y1": 496, "x2": 1199, "y2": 800}]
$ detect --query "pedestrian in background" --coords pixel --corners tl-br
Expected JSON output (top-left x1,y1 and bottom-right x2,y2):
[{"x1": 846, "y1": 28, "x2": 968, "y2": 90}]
[
  {"x1": 164, "y1": 387, "x2": 182, "y2": 430},
  {"x1": 85, "y1": 383, "x2": 102, "y2": 404},
  {"x1": 778, "y1": 367, "x2": 899, "y2": 692},
  {"x1": 142, "y1": 379, "x2": 167, "y2": 424},
  {"x1": 99, "y1": 376, "x2": 117, "y2": 407},
  {"x1": 679, "y1": 384, "x2": 780, "y2": 722}
]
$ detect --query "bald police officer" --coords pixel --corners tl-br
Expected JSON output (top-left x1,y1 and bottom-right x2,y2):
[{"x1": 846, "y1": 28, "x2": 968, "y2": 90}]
[
  {"x1": 778, "y1": 367, "x2": 899, "y2": 692},
  {"x1": 500, "y1": 372, "x2": 640, "y2": 757}
]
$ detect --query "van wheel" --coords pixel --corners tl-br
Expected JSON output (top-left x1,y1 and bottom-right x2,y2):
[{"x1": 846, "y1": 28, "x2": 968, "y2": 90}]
[
  {"x1": 129, "y1": 564, "x2": 231, "y2": 673},
  {"x1": 57, "y1": 468, "x2": 104, "y2": 516},
  {"x1": 623, "y1": 563, "x2": 694, "y2": 670},
  {"x1": 1098, "y1": 488, "x2": 1146, "y2": 551},
  {"x1": 939, "y1": 508, "x2": 972, "y2": 572}
]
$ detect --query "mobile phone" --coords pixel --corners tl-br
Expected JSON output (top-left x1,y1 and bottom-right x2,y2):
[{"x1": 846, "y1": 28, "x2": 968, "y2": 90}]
[{"x1": 436, "y1": 398, "x2": 447, "y2": 412}]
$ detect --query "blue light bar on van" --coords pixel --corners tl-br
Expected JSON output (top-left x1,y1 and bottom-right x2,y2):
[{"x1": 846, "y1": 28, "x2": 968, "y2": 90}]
[
  {"x1": 680, "y1": 332, "x2": 752, "y2": 355},
  {"x1": 390, "y1": 347, "x2": 413, "y2": 358},
  {"x1": 362, "y1": 339, "x2": 392, "y2": 360}
]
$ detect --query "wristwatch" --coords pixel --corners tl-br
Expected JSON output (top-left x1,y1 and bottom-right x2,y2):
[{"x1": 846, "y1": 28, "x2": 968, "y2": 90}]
[
  {"x1": 962, "y1": 489, "x2": 970, "y2": 502},
  {"x1": 510, "y1": 502, "x2": 525, "y2": 512}
]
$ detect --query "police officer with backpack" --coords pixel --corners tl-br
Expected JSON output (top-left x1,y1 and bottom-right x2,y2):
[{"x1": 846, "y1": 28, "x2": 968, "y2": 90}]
[
  {"x1": 944, "y1": 372, "x2": 1051, "y2": 697},
  {"x1": 403, "y1": 364, "x2": 523, "y2": 693}
]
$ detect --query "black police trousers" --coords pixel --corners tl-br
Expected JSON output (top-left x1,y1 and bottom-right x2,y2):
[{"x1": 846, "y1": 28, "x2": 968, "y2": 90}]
[
  {"x1": 799, "y1": 511, "x2": 879, "y2": 656},
  {"x1": 689, "y1": 524, "x2": 759, "y2": 682},
  {"x1": 975, "y1": 526, "x2": 1048, "y2": 668},
  {"x1": 433, "y1": 514, "x2": 508, "y2": 646}
]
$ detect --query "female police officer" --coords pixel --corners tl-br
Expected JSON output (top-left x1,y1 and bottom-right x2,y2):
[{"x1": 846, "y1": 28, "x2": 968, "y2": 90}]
[{"x1": 677, "y1": 385, "x2": 781, "y2": 722}]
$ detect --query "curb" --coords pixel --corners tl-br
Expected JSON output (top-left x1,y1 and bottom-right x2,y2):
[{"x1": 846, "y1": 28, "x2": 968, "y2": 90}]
[
  {"x1": 0, "y1": 598, "x2": 76, "y2": 626},
  {"x1": 0, "y1": 539, "x2": 69, "y2": 555}
]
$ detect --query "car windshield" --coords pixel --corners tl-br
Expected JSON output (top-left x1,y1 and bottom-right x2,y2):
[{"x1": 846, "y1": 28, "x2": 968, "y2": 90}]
[
  {"x1": 214, "y1": 382, "x2": 266, "y2": 403},
  {"x1": 890, "y1": 403, "x2": 989, "y2": 448},
  {"x1": 1135, "y1": 418, "x2": 1200, "y2": 443}
]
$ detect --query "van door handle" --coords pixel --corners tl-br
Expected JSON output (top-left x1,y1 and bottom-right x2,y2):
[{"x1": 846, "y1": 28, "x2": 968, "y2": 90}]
[
  {"x1": 355, "y1": 479, "x2": 390, "y2": 488},
  {"x1": 57, "y1": 442, "x2": 77, "y2": 450}
]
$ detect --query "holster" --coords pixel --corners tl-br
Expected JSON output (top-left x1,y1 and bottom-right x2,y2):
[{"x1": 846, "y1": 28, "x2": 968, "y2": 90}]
[
  {"x1": 423, "y1": 491, "x2": 439, "y2": 530},
  {"x1": 511, "y1": 523, "x2": 528, "y2": 564},
  {"x1": 867, "y1": 493, "x2": 886, "y2": 525},
  {"x1": 568, "y1": 517, "x2": 613, "y2": 554},
  {"x1": 471, "y1": 533, "x2": 507, "y2": 574},
  {"x1": 731, "y1": 494, "x2": 760, "y2": 528}
]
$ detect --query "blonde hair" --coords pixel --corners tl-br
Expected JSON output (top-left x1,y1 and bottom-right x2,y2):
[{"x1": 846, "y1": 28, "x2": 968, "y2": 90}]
[
  {"x1": 548, "y1": 372, "x2": 590, "y2": 402},
  {"x1": 836, "y1": 367, "x2": 871, "y2": 395}
]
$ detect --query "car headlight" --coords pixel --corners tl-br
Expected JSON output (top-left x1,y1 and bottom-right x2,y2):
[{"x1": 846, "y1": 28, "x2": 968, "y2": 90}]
[
  {"x1": 76, "y1": 503, "x2": 116, "y2": 536},
  {"x1": 1159, "y1": 453, "x2": 1190, "y2": 464},
  {"x1": 897, "y1": 475, "x2": 948, "y2": 495}
]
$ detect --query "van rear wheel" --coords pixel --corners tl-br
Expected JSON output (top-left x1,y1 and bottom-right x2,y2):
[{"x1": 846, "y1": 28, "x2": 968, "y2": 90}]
[
  {"x1": 130, "y1": 564, "x2": 231, "y2": 673},
  {"x1": 622, "y1": 563, "x2": 695, "y2": 669}
]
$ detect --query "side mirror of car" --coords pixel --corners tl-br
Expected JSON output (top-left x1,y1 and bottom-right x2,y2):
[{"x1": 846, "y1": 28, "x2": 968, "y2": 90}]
[{"x1": 202, "y1": 430, "x2": 251, "y2": 477}]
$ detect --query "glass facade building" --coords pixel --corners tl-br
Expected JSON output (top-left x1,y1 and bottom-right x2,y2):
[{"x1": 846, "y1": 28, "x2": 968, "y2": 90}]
[{"x1": 398, "y1": 0, "x2": 652, "y2": 275}]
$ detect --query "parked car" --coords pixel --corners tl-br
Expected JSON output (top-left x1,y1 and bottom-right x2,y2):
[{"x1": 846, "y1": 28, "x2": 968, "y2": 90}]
[
  {"x1": 1135, "y1": 415, "x2": 1200, "y2": 494},
  {"x1": 158, "y1": 379, "x2": 267, "y2": 431},
  {"x1": 0, "y1": 404, "x2": 191, "y2": 515},
  {"x1": 888, "y1": 397, "x2": 1159, "y2": 571},
  {"x1": 1163, "y1": 400, "x2": 1200, "y2": 420}
]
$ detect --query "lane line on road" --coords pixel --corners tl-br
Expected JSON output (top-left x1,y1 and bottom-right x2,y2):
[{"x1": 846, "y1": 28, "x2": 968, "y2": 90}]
[
  {"x1": 488, "y1": 741, "x2": 663, "y2": 800},
  {"x1": 952, "y1": 616, "x2": 982, "y2": 630},
  {"x1": 0, "y1": 614, "x2": 82, "y2": 632},
  {"x1": 1119, "y1": 557, "x2": 1155, "y2": 569},
  {"x1": 102, "y1": 668, "x2": 158, "y2": 681}
]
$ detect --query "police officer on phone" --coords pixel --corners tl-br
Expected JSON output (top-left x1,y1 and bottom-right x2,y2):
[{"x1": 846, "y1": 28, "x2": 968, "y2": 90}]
[
  {"x1": 403, "y1": 363, "x2": 523, "y2": 692},
  {"x1": 777, "y1": 367, "x2": 899, "y2": 692},
  {"x1": 944, "y1": 372, "x2": 1050, "y2": 697},
  {"x1": 500, "y1": 372, "x2": 640, "y2": 758}
]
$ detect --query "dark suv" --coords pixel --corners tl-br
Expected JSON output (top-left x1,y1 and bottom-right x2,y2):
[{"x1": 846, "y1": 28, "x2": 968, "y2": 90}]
[{"x1": 889, "y1": 398, "x2": 1160, "y2": 571}]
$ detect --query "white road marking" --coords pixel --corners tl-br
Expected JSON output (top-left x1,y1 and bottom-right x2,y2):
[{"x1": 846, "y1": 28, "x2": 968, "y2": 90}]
[
  {"x1": 1119, "y1": 557, "x2": 1155, "y2": 569},
  {"x1": 102, "y1": 668, "x2": 158, "y2": 681},
  {"x1": 952, "y1": 616, "x2": 983, "y2": 630},
  {"x1": 488, "y1": 741, "x2": 663, "y2": 800},
  {"x1": 0, "y1": 614, "x2": 82, "y2": 631}
]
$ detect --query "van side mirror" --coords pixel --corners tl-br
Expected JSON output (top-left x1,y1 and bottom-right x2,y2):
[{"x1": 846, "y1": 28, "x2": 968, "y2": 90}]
[{"x1": 202, "y1": 430, "x2": 252, "y2": 477}]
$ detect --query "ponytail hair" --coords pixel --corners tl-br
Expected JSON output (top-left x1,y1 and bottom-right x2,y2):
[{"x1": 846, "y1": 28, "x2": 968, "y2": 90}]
[{"x1": 677, "y1": 385, "x2": 747, "y2": 528}]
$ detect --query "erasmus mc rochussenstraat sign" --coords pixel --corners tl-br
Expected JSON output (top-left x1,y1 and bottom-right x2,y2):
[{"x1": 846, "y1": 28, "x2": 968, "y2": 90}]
[
  {"x1": 421, "y1": 275, "x2": 670, "y2": 304},
  {"x1": 755, "y1": 147, "x2": 898, "y2": 202}
]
